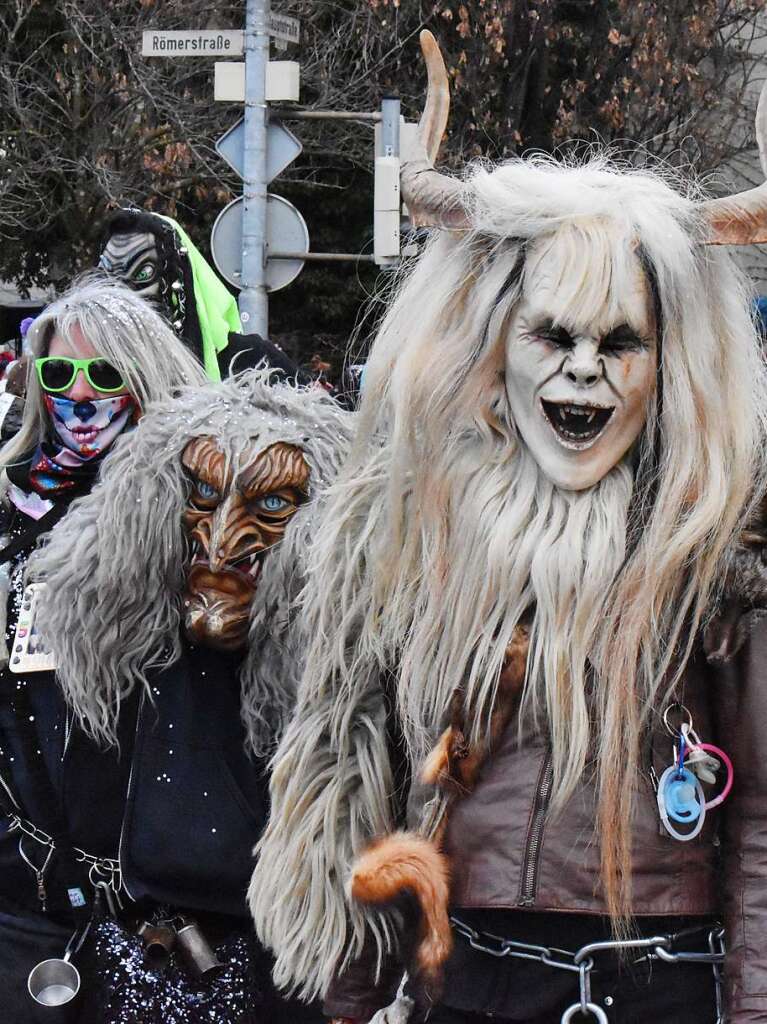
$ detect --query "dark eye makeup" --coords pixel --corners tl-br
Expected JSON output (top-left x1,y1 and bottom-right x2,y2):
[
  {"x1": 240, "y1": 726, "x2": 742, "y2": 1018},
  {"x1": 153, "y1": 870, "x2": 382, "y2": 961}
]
[
  {"x1": 532, "y1": 320, "x2": 650, "y2": 354},
  {"x1": 599, "y1": 325, "x2": 649, "y2": 354},
  {"x1": 533, "y1": 322, "x2": 574, "y2": 348}
]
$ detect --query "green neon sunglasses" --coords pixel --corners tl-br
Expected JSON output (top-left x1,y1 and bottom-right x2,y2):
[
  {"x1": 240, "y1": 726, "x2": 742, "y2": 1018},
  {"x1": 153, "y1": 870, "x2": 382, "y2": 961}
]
[{"x1": 35, "y1": 357, "x2": 126, "y2": 394}]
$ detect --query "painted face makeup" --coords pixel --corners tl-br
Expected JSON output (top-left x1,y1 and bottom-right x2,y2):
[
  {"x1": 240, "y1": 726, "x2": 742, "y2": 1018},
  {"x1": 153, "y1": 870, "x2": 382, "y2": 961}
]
[
  {"x1": 180, "y1": 437, "x2": 309, "y2": 651},
  {"x1": 505, "y1": 239, "x2": 657, "y2": 491},
  {"x1": 44, "y1": 394, "x2": 136, "y2": 459},
  {"x1": 99, "y1": 231, "x2": 160, "y2": 297}
]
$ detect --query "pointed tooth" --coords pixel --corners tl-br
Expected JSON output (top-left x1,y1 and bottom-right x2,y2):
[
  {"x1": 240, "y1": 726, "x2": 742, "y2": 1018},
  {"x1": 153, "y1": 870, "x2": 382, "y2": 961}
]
[{"x1": 587, "y1": 411, "x2": 595, "y2": 423}]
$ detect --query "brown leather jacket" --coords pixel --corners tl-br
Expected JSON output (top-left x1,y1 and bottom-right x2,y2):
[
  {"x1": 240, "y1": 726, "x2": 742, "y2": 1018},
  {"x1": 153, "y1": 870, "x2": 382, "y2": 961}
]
[{"x1": 325, "y1": 621, "x2": 767, "y2": 1023}]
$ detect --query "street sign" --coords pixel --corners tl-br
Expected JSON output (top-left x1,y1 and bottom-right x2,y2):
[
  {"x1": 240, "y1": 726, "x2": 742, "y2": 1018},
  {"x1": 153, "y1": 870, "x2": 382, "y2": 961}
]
[
  {"x1": 214, "y1": 61, "x2": 300, "y2": 102},
  {"x1": 141, "y1": 16, "x2": 300, "y2": 57},
  {"x1": 142, "y1": 30, "x2": 243, "y2": 57},
  {"x1": 211, "y1": 194, "x2": 309, "y2": 293},
  {"x1": 269, "y1": 14, "x2": 300, "y2": 45},
  {"x1": 216, "y1": 118, "x2": 302, "y2": 183}
]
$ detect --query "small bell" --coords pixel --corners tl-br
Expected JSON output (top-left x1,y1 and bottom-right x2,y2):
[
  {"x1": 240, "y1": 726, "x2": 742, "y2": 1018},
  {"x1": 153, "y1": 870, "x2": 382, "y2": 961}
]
[
  {"x1": 175, "y1": 918, "x2": 226, "y2": 979},
  {"x1": 171, "y1": 280, "x2": 183, "y2": 292},
  {"x1": 138, "y1": 921, "x2": 176, "y2": 968},
  {"x1": 173, "y1": 319, "x2": 184, "y2": 331}
]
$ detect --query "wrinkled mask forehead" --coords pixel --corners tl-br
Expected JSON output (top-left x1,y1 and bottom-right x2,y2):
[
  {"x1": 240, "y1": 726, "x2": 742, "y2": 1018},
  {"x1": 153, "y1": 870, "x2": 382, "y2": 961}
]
[
  {"x1": 99, "y1": 231, "x2": 160, "y2": 297},
  {"x1": 505, "y1": 229, "x2": 658, "y2": 491}
]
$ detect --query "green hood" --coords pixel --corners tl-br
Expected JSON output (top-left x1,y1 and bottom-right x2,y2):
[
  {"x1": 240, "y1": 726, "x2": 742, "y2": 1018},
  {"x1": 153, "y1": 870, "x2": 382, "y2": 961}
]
[{"x1": 157, "y1": 215, "x2": 241, "y2": 382}]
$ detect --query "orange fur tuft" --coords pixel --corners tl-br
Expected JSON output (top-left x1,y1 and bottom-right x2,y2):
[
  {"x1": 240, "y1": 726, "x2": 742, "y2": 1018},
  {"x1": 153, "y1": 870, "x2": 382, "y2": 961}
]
[
  {"x1": 421, "y1": 727, "x2": 452, "y2": 785},
  {"x1": 350, "y1": 831, "x2": 452, "y2": 977},
  {"x1": 421, "y1": 726, "x2": 463, "y2": 787}
]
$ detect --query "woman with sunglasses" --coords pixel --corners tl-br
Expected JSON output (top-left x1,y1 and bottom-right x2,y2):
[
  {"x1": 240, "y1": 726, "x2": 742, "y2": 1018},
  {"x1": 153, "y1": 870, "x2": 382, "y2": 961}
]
[
  {"x1": 0, "y1": 275, "x2": 206, "y2": 1022},
  {"x1": 1, "y1": 274, "x2": 205, "y2": 503}
]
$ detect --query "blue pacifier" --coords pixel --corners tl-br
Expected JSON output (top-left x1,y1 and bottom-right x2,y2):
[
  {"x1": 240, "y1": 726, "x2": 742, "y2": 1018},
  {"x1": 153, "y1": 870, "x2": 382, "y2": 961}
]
[
  {"x1": 657, "y1": 762, "x2": 707, "y2": 841},
  {"x1": 663, "y1": 767, "x2": 702, "y2": 824}
]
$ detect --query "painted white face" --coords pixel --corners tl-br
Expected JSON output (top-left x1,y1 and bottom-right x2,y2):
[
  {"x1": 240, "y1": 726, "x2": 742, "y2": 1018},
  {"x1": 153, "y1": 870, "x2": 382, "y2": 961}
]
[{"x1": 505, "y1": 242, "x2": 657, "y2": 491}]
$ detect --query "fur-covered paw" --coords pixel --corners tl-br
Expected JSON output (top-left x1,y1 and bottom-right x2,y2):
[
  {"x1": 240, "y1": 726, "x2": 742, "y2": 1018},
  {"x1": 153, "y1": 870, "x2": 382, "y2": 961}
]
[{"x1": 350, "y1": 832, "x2": 452, "y2": 981}]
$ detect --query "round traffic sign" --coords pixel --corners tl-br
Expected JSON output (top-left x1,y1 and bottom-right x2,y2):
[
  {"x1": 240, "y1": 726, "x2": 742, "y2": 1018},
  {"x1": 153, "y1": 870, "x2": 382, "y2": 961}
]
[{"x1": 210, "y1": 194, "x2": 309, "y2": 292}]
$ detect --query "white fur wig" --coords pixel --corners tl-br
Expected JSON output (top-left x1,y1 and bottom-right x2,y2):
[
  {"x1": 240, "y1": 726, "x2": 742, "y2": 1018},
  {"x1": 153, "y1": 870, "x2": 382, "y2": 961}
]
[
  {"x1": 29, "y1": 370, "x2": 354, "y2": 756},
  {"x1": 250, "y1": 154, "x2": 767, "y2": 1000}
]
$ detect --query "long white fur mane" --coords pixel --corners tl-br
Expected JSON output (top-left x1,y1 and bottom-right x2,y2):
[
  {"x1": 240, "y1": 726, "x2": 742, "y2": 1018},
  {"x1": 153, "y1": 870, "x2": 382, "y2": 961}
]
[{"x1": 251, "y1": 154, "x2": 767, "y2": 999}]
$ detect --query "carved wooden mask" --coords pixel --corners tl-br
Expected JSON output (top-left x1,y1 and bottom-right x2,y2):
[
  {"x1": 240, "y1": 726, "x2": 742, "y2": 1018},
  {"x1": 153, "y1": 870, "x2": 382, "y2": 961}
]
[{"x1": 180, "y1": 436, "x2": 309, "y2": 651}]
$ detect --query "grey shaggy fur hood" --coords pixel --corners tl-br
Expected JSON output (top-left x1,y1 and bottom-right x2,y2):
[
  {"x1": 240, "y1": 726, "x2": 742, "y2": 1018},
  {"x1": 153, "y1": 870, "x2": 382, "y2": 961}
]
[{"x1": 29, "y1": 369, "x2": 354, "y2": 755}]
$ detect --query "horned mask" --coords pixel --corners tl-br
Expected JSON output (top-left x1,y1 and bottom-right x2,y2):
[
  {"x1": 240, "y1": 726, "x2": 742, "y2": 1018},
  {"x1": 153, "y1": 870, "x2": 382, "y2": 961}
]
[{"x1": 397, "y1": 31, "x2": 767, "y2": 491}]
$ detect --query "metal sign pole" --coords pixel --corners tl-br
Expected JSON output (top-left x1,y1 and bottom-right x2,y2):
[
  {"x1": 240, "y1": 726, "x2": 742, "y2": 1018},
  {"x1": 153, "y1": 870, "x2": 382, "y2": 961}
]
[{"x1": 239, "y1": 0, "x2": 270, "y2": 336}]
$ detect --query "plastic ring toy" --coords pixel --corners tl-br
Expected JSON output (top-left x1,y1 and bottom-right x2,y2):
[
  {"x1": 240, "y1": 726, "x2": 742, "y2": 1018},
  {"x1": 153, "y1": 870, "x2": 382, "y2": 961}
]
[{"x1": 694, "y1": 742, "x2": 734, "y2": 810}]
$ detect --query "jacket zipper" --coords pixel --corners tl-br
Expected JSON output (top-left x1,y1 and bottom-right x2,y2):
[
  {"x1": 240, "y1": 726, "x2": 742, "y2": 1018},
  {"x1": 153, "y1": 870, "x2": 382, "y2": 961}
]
[
  {"x1": 518, "y1": 748, "x2": 553, "y2": 906},
  {"x1": 117, "y1": 688, "x2": 146, "y2": 901}
]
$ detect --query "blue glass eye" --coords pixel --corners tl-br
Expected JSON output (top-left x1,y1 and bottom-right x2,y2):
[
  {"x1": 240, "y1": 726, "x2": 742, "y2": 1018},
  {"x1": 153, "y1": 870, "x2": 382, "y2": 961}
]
[
  {"x1": 196, "y1": 481, "x2": 218, "y2": 500},
  {"x1": 258, "y1": 494, "x2": 289, "y2": 513}
]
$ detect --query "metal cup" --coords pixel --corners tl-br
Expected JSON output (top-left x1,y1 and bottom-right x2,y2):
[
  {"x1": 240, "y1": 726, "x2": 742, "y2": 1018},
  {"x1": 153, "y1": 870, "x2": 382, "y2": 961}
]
[
  {"x1": 175, "y1": 919, "x2": 226, "y2": 979},
  {"x1": 27, "y1": 953, "x2": 80, "y2": 1007}
]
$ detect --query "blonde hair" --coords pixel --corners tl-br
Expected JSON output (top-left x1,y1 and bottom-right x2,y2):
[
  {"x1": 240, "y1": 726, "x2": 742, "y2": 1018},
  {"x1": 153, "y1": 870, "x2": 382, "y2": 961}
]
[{"x1": 0, "y1": 274, "x2": 207, "y2": 471}]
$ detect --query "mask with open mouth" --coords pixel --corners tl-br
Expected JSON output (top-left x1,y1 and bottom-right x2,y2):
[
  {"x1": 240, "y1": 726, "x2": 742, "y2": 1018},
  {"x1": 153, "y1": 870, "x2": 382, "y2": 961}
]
[
  {"x1": 539, "y1": 400, "x2": 614, "y2": 447},
  {"x1": 505, "y1": 236, "x2": 658, "y2": 490},
  {"x1": 181, "y1": 436, "x2": 309, "y2": 651}
]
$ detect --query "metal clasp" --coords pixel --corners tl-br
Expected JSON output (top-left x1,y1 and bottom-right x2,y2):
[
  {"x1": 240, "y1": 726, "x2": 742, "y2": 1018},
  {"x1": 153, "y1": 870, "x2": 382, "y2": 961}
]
[{"x1": 561, "y1": 1002, "x2": 609, "y2": 1023}]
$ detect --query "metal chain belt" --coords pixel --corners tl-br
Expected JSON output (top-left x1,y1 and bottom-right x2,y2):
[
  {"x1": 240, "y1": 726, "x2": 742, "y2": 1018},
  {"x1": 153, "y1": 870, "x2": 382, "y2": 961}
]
[
  {"x1": 7, "y1": 813, "x2": 124, "y2": 894},
  {"x1": 450, "y1": 915, "x2": 726, "y2": 1024}
]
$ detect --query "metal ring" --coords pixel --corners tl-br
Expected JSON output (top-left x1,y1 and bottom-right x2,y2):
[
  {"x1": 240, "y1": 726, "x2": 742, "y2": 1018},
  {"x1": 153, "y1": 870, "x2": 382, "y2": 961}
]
[
  {"x1": 662, "y1": 702, "x2": 693, "y2": 737},
  {"x1": 561, "y1": 1002, "x2": 609, "y2": 1023},
  {"x1": 579, "y1": 961, "x2": 592, "y2": 1011}
]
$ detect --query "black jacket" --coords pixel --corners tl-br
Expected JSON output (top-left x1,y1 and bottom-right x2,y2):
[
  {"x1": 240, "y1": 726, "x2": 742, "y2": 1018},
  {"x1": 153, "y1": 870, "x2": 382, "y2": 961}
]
[{"x1": 0, "y1": 500, "x2": 269, "y2": 921}]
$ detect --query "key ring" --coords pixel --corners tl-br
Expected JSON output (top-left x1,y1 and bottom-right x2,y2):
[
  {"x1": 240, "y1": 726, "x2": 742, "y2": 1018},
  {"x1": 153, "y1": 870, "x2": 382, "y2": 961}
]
[{"x1": 663, "y1": 702, "x2": 693, "y2": 737}]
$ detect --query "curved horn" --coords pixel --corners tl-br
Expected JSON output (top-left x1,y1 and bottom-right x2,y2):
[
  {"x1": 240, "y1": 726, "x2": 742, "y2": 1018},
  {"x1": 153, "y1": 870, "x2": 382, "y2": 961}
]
[
  {"x1": 420, "y1": 29, "x2": 451, "y2": 165},
  {"x1": 401, "y1": 30, "x2": 469, "y2": 229},
  {"x1": 701, "y1": 79, "x2": 767, "y2": 245}
]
